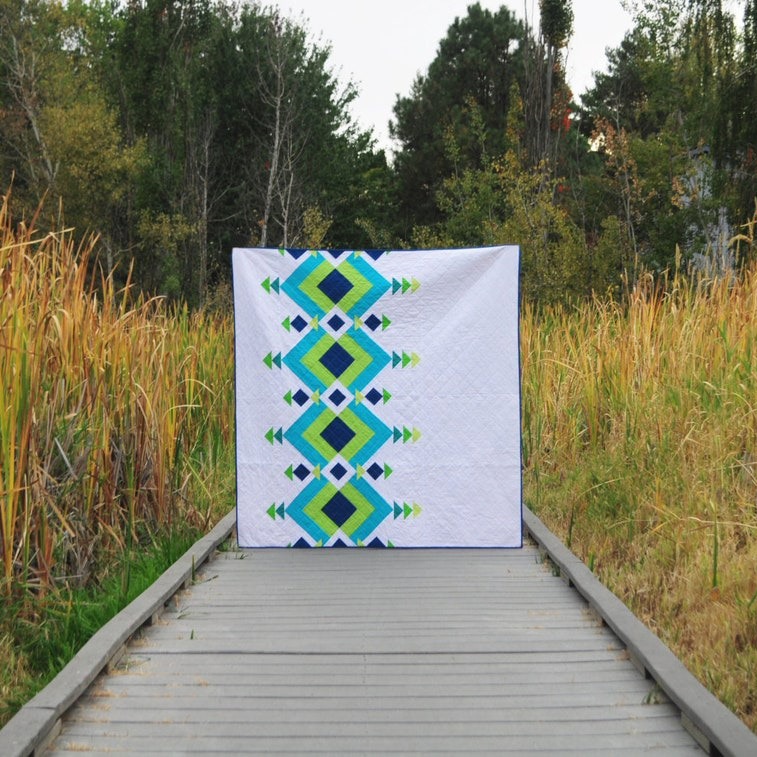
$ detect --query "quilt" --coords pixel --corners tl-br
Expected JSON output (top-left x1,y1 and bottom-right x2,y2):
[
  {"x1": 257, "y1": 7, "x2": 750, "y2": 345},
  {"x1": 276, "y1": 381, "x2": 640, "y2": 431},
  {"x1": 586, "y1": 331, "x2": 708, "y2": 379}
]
[{"x1": 232, "y1": 246, "x2": 521, "y2": 547}]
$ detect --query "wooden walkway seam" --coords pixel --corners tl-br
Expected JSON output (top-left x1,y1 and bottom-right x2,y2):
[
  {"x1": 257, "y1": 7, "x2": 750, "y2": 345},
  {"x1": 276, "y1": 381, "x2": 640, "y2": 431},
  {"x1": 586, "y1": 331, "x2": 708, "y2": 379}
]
[{"x1": 1, "y1": 507, "x2": 755, "y2": 755}]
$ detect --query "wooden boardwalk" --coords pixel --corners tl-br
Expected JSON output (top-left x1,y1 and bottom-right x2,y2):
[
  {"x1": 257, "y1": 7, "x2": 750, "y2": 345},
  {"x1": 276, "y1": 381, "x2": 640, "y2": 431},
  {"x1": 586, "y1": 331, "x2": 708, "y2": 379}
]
[{"x1": 46, "y1": 543, "x2": 704, "y2": 755}]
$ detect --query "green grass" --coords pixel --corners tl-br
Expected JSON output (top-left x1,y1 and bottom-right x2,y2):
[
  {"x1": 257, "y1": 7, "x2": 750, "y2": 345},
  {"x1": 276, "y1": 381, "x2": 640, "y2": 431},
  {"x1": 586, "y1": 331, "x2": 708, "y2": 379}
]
[{"x1": 0, "y1": 522, "x2": 204, "y2": 724}]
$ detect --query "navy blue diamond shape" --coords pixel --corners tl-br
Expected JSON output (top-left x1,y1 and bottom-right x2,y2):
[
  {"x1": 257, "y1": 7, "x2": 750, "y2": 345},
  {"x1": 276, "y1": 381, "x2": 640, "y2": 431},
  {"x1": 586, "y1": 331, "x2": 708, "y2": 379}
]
[
  {"x1": 367, "y1": 462, "x2": 383, "y2": 480},
  {"x1": 294, "y1": 463, "x2": 310, "y2": 481},
  {"x1": 365, "y1": 388, "x2": 382, "y2": 405},
  {"x1": 329, "y1": 388, "x2": 347, "y2": 406},
  {"x1": 320, "y1": 416, "x2": 356, "y2": 453},
  {"x1": 319, "y1": 342, "x2": 354, "y2": 378},
  {"x1": 317, "y1": 268, "x2": 353, "y2": 305},
  {"x1": 327, "y1": 313, "x2": 345, "y2": 331},
  {"x1": 291, "y1": 315, "x2": 308, "y2": 332},
  {"x1": 321, "y1": 490, "x2": 357, "y2": 528},
  {"x1": 293, "y1": 389, "x2": 310, "y2": 406},
  {"x1": 330, "y1": 462, "x2": 348, "y2": 480},
  {"x1": 364, "y1": 314, "x2": 381, "y2": 331}
]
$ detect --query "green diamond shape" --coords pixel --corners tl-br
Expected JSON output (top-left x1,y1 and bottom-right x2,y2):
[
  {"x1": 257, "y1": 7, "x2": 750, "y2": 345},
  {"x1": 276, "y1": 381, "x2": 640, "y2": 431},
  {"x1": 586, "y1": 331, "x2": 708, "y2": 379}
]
[
  {"x1": 300, "y1": 333, "x2": 375, "y2": 388},
  {"x1": 331, "y1": 261, "x2": 373, "y2": 313},
  {"x1": 301, "y1": 406, "x2": 375, "y2": 463},
  {"x1": 302, "y1": 481, "x2": 374, "y2": 539},
  {"x1": 298, "y1": 260, "x2": 373, "y2": 315}
]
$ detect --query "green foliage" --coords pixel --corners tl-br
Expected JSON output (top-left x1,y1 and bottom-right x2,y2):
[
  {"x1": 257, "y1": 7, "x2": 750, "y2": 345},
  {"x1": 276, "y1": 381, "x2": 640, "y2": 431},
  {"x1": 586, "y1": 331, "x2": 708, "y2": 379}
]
[
  {"x1": 0, "y1": 522, "x2": 205, "y2": 722},
  {"x1": 390, "y1": 3, "x2": 523, "y2": 230},
  {"x1": 539, "y1": 0, "x2": 573, "y2": 48}
]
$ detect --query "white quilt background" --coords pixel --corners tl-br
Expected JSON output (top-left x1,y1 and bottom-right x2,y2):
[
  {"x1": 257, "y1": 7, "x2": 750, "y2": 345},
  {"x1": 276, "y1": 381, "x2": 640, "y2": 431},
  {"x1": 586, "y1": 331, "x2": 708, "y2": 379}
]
[{"x1": 233, "y1": 246, "x2": 522, "y2": 547}]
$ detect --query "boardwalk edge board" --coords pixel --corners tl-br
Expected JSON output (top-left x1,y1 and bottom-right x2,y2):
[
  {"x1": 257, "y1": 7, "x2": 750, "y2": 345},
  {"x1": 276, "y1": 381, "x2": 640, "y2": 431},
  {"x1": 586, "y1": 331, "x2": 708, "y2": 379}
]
[
  {"x1": 4, "y1": 506, "x2": 757, "y2": 756},
  {"x1": 523, "y1": 505, "x2": 757, "y2": 757},
  {"x1": 0, "y1": 510, "x2": 237, "y2": 757}
]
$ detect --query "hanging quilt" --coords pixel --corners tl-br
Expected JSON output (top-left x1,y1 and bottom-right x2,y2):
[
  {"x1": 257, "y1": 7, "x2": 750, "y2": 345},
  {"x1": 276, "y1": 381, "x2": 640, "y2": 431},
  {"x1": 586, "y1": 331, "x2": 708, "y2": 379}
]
[{"x1": 232, "y1": 246, "x2": 521, "y2": 547}]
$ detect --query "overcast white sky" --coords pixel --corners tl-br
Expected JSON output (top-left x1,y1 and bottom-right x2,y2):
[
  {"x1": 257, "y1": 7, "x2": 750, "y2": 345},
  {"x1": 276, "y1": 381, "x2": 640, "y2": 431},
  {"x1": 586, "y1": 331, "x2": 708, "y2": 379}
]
[{"x1": 276, "y1": 0, "x2": 634, "y2": 155}]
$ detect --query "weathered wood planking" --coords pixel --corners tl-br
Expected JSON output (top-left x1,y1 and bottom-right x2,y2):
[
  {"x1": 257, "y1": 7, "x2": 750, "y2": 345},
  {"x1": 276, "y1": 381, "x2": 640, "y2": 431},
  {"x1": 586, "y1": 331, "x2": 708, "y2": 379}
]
[{"x1": 47, "y1": 545, "x2": 705, "y2": 755}]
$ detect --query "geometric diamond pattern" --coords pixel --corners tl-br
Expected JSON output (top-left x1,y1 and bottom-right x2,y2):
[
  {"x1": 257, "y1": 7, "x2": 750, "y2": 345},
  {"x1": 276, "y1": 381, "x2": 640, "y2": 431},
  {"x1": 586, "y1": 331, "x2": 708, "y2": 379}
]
[
  {"x1": 284, "y1": 401, "x2": 391, "y2": 467},
  {"x1": 283, "y1": 329, "x2": 390, "y2": 393},
  {"x1": 269, "y1": 250, "x2": 415, "y2": 546},
  {"x1": 282, "y1": 252, "x2": 390, "y2": 318}
]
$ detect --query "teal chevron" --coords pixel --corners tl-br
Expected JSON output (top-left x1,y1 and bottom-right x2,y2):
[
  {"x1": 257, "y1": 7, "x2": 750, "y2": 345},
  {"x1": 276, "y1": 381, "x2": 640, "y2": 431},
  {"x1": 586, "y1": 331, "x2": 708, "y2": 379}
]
[
  {"x1": 283, "y1": 403, "x2": 326, "y2": 466},
  {"x1": 282, "y1": 329, "x2": 325, "y2": 391},
  {"x1": 348, "y1": 475, "x2": 392, "y2": 543},
  {"x1": 280, "y1": 253, "x2": 325, "y2": 317},
  {"x1": 344, "y1": 255, "x2": 391, "y2": 316}
]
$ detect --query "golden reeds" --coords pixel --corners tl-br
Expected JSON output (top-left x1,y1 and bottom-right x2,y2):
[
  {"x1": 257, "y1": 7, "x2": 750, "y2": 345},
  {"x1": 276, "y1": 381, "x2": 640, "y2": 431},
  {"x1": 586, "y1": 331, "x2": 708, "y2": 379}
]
[
  {"x1": 522, "y1": 258, "x2": 757, "y2": 730},
  {"x1": 0, "y1": 193, "x2": 233, "y2": 596}
]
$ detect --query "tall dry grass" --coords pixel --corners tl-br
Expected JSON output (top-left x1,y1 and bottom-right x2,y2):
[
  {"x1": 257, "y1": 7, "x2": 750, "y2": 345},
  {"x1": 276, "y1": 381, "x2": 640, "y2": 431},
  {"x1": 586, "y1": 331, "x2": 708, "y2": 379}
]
[
  {"x1": 0, "y1": 192, "x2": 233, "y2": 597},
  {"x1": 522, "y1": 232, "x2": 757, "y2": 729}
]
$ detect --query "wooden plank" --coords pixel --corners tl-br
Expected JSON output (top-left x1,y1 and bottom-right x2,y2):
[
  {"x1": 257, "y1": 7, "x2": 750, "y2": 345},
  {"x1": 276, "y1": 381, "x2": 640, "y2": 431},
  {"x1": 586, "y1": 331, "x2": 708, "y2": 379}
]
[
  {"x1": 46, "y1": 731, "x2": 701, "y2": 753},
  {"x1": 0, "y1": 511, "x2": 236, "y2": 757},
  {"x1": 11, "y1": 519, "x2": 736, "y2": 755},
  {"x1": 523, "y1": 507, "x2": 757, "y2": 756}
]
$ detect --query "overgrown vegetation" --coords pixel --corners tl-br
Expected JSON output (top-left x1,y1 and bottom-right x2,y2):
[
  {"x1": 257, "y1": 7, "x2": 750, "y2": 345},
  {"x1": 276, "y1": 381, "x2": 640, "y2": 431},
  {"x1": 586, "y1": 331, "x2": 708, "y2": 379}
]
[
  {"x1": 3, "y1": 0, "x2": 757, "y2": 737},
  {"x1": 0, "y1": 192, "x2": 234, "y2": 725},
  {"x1": 522, "y1": 207, "x2": 757, "y2": 731}
]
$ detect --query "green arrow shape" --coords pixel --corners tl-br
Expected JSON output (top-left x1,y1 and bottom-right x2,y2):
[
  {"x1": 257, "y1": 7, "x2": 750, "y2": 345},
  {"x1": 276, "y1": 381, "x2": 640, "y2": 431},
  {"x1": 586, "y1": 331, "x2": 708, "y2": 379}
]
[
  {"x1": 412, "y1": 502, "x2": 422, "y2": 517},
  {"x1": 387, "y1": 540, "x2": 394, "y2": 548},
  {"x1": 261, "y1": 277, "x2": 271, "y2": 293},
  {"x1": 381, "y1": 315, "x2": 391, "y2": 330},
  {"x1": 411, "y1": 277, "x2": 420, "y2": 292},
  {"x1": 274, "y1": 428, "x2": 283, "y2": 444},
  {"x1": 403, "y1": 427, "x2": 412, "y2": 443},
  {"x1": 393, "y1": 427, "x2": 402, "y2": 443},
  {"x1": 263, "y1": 352, "x2": 273, "y2": 369},
  {"x1": 285, "y1": 464, "x2": 294, "y2": 480},
  {"x1": 278, "y1": 248, "x2": 286, "y2": 256},
  {"x1": 392, "y1": 278, "x2": 401, "y2": 294},
  {"x1": 411, "y1": 352, "x2": 420, "y2": 367},
  {"x1": 277, "y1": 503, "x2": 285, "y2": 518},
  {"x1": 403, "y1": 503, "x2": 412, "y2": 519},
  {"x1": 284, "y1": 390, "x2": 292, "y2": 406},
  {"x1": 394, "y1": 503, "x2": 402, "y2": 519},
  {"x1": 383, "y1": 389, "x2": 392, "y2": 404},
  {"x1": 265, "y1": 428, "x2": 274, "y2": 444},
  {"x1": 384, "y1": 463, "x2": 393, "y2": 478},
  {"x1": 273, "y1": 352, "x2": 282, "y2": 368},
  {"x1": 282, "y1": 316, "x2": 291, "y2": 332},
  {"x1": 402, "y1": 351, "x2": 411, "y2": 367},
  {"x1": 266, "y1": 503, "x2": 276, "y2": 520},
  {"x1": 401, "y1": 277, "x2": 410, "y2": 293},
  {"x1": 271, "y1": 278, "x2": 280, "y2": 294},
  {"x1": 392, "y1": 352, "x2": 401, "y2": 368},
  {"x1": 412, "y1": 427, "x2": 421, "y2": 442}
]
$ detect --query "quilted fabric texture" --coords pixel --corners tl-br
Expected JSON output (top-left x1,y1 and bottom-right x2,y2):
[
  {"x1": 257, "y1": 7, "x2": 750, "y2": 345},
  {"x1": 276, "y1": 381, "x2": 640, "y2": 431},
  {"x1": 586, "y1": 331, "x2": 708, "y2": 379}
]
[{"x1": 232, "y1": 246, "x2": 522, "y2": 547}]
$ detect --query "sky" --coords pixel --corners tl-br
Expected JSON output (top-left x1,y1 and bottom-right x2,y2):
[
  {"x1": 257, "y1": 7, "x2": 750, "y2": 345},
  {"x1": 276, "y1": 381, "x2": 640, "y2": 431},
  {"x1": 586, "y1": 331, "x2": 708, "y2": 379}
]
[{"x1": 277, "y1": 0, "x2": 634, "y2": 155}]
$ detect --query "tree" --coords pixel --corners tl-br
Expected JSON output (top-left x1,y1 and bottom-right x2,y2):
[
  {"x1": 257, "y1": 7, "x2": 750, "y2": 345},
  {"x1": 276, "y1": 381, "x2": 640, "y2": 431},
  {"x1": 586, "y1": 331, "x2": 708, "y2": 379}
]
[
  {"x1": 521, "y1": 0, "x2": 574, "y2": 172},
  {"x1": 390, "y1": 3, "x2": 523, "y2": 231}
]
